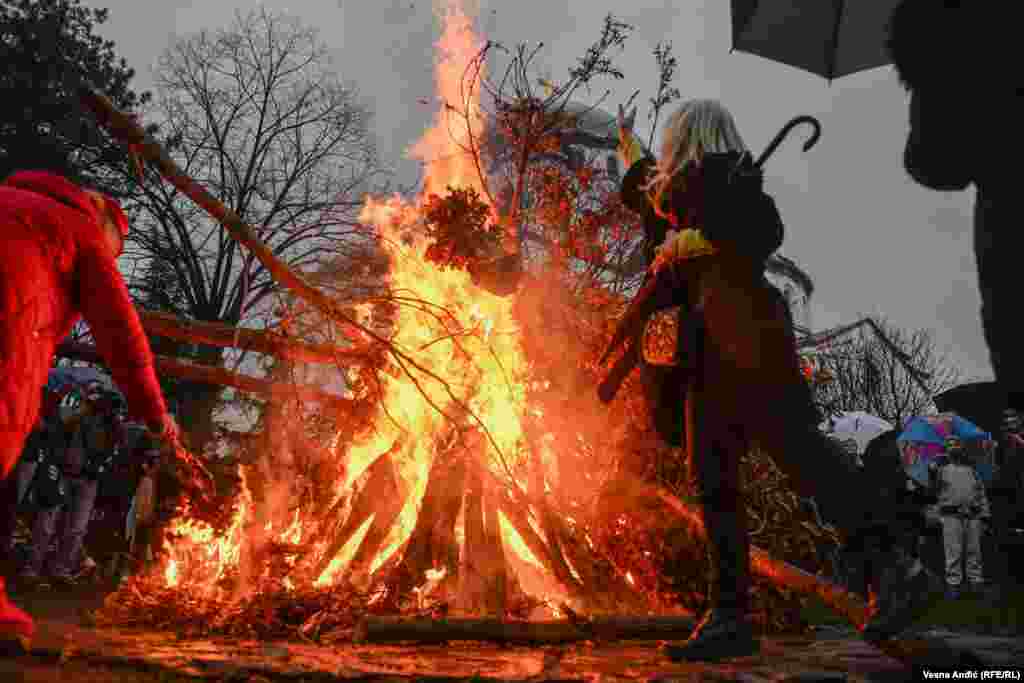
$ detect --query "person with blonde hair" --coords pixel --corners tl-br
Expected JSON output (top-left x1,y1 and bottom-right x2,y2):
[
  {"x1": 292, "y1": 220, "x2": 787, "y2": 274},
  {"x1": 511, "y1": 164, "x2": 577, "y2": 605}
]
[
  {"x1": 599, "y1": 99, "x2": 943, "y2": 661},
  {"x1": 619, "y1": 98, "x2": 775, "y2": 271},
  {"x1": 598, "y1": 99, "x2": 783, "y2": 443}
]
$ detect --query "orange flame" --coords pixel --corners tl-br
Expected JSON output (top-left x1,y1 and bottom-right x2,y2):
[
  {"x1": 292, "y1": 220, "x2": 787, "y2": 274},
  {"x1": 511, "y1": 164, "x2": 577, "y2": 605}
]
[{"x1": 150, "y1": 0, "x2": 570, "y2": 611}]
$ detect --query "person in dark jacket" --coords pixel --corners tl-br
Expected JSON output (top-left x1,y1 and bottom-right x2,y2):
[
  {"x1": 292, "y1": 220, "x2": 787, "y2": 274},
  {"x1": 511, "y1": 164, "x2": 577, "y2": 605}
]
[
  {"x1": 847, "y1": 430, "x2": 936, "y2": 607},
  {"x1": 887, "y1": 1, "x2": 1024, "y2": 411},
  {"x1": 0, "y1": 163, "x2": 179, "y2": 650},
  {"x1": 995, "y1": 410, "x2": 1024, "y2": 516},
  {"x1": 598, "y1": 100, "x2": 785, "y2": 446},
  {"x1": 0, "y1": 391, "x2": 55, "y2": 565},
  {"x1": 22, "y1": 390, "x2": 123, "y2": 589},
  {"x1": 598, "y1": 99, "x2": 943, "y2": 661}
]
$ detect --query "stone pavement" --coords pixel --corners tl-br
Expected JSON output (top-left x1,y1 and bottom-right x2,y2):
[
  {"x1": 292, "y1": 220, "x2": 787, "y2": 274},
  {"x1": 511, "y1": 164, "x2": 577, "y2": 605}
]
[{"x1": 22, "y1": 618, "x2": 1024, "y2": 682}]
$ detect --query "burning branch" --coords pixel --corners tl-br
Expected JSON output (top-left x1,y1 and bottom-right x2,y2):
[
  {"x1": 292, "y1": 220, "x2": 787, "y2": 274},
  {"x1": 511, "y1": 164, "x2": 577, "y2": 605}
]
[{"x1": 442, "y1": 15, "x2": 635, "y2": 276}]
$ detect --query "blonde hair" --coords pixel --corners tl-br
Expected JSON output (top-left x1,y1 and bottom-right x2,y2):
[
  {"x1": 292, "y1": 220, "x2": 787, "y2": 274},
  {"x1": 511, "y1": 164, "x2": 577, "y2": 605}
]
[{"x1": 643, "y1": 99, "x2": 747, "y2": 219}]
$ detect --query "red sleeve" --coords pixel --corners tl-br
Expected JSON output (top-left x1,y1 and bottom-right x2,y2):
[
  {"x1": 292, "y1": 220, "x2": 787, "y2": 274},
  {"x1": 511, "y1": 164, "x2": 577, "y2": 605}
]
[{"x1": 75, "y1": 240, "x2": 168, "y2": 425}]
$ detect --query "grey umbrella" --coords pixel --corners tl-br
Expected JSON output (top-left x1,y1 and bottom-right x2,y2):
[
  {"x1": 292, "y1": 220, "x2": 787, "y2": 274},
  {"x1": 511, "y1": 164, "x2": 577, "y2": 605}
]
[{"x1": 732, "y1": 0, "x2": 902, "y2": 81}]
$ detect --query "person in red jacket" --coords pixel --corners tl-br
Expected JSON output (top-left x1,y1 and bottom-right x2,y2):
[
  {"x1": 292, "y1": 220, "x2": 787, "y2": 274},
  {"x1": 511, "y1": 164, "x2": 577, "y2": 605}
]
[{"x1": 0, "y1": 167, "x2": 178, "y2": 652}]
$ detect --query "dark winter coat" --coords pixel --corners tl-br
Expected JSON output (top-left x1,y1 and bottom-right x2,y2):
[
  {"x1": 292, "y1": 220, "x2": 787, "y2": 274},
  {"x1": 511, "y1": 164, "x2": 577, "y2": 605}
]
[{"x1": 602, "y1": 153, "x2": 790, "y2": 445}]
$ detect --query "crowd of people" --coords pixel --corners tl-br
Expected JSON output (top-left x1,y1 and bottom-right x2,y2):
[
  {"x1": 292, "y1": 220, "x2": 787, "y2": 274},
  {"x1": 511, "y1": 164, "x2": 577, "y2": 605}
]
[
  {"x1": 1, "y1": 382, "x2": 163, "y2": 591},
  {"x1": 845, "y1": 410, "x2": 1024, "y2": 609}
]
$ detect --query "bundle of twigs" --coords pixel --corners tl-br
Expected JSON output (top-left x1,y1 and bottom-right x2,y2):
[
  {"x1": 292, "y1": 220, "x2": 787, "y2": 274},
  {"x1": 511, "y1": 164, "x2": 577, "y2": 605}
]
[{"x1": 94, "y1": 575, "x2": 377, "y2": 643}]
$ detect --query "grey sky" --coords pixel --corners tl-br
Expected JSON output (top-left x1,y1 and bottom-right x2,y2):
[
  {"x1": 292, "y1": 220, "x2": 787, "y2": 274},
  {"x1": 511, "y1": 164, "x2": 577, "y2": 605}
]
[{"x1": 93, "y1": 0, "x2": 990, "y2": 382}]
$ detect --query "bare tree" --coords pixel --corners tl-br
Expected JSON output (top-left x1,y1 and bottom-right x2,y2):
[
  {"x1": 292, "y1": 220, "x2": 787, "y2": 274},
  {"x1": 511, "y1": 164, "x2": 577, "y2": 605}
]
[
  {"x1": 125, "y1": 7, "x2": 383, "y2": 447},
  {"x1": 812, "y1": 317, "x2": 961, "y2": 428}
]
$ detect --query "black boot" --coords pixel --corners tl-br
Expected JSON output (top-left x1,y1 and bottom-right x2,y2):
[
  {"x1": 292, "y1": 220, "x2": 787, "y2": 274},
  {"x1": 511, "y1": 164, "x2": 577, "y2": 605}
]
[
  {"x1": 666, "y1": 505, "x2": 760, "y2": 662},
  {"x1": 861, "y1": 539, "x2": 944, "y2": 644},
  {"x1": 664, "y1": 607, "x2": 760, "y2": 662}
]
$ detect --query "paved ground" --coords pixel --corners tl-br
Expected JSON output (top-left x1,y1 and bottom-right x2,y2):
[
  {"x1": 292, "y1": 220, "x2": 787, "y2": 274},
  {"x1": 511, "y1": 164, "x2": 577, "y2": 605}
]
[
  {"x1": 6, "y1": 620, "x2": 1024, "y2": 682},
  {"x1": 4, "y1": 581, "x2": 1023, "y2": 683}
]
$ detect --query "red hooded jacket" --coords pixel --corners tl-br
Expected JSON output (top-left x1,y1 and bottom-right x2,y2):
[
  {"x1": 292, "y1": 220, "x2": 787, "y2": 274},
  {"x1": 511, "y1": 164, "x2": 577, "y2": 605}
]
[{"x1": 0, "y1": 171, "x2": 166, "y2": 477}]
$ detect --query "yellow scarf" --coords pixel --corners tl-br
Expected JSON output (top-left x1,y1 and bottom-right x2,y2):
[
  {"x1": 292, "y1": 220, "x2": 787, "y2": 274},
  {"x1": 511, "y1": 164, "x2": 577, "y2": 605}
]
[{"x1": 652, "y1": 228, "x2": 718, "y2": 272}]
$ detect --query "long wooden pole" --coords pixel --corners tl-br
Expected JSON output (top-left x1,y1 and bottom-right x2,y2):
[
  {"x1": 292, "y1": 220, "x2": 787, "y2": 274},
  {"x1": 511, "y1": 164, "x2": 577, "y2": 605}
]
[
  {"x1": 82, "y1": 85, "x2": 524, "y2": 465},
  {"x1": 137, "y1": 310, "x2": 375, "y2": 366},
  {"x1": 56, "y1": 341, "x2": 356, "y2": 412},
  {"x1": 641, "y1": 485, "x2": 871, "y2": 630},
  {"x1": 79, "y1": 87, "x2": 368, "y2": 345}
]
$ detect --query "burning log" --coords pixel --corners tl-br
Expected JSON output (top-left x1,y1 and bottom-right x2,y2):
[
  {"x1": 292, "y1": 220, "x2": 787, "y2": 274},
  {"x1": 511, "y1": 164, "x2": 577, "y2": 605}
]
[
  {"x1": 511, "y1": 453, "x2": 643, "y2": 612},
  {"x1": 542, "y1": 508, "x2": 645, "y2": 613},
  {"x1": 137, "y1": 310, "x2": 375, "y2": 366},
  {"x1": 309, "y1": 447, "x2": 405, "y2": 581},
  {"x1": 483, "y1": 485, "x2": 520, "y2": 609},
  {"x1": 382, "y1": 445, "x2": 468, "y2": 603},
  {"x1": 345, "y1": 476, "x2": 408, "y2": 579},
  {"x1": 56, "y1": 341, "x2": 358, "y2": 413},
  {"x1": 490, "y1": 485, "x2": 586, "y2": 599},
  {"x1": 354, "y1": 615, "x2": 696, "y2": 644},
  {"x1": 458, "y1": 460, "x2": 509, "y2": 614}
]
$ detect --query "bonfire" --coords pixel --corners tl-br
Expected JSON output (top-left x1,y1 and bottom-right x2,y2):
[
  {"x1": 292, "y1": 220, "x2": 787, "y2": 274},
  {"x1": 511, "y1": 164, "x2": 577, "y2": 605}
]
[{"x1": 94, "y1": 0, "x2": 842, "y2": 643}]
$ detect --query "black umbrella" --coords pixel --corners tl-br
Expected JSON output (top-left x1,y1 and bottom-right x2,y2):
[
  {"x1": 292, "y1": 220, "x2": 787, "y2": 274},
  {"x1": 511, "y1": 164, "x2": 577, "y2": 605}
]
[
  {"x1": 933, "y1": 382, "x2": 1008, "y2": 437},
  {"x1": 731, "y1": 0, "x2": 902, "y2": 81}
]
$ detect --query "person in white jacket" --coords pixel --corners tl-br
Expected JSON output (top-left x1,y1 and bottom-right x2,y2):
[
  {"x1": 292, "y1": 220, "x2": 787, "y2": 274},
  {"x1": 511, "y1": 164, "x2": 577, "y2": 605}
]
[{"x1": 932, "y1": 437, "x2": 991, "y2": 598}]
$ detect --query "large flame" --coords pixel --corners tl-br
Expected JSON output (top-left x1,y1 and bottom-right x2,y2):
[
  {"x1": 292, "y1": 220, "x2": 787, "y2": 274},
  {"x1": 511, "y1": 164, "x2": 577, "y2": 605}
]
[{"x1": 155, "y1": 0, "x2": 569, "y2": 612}]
